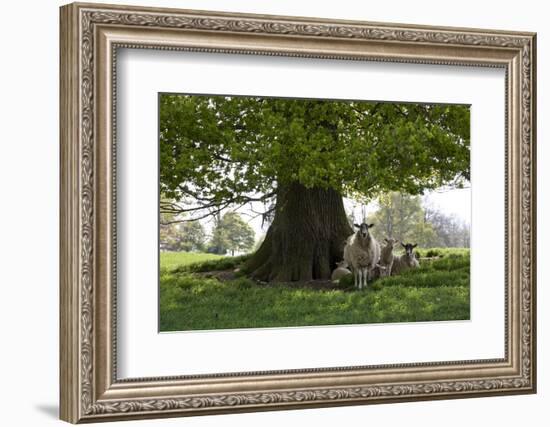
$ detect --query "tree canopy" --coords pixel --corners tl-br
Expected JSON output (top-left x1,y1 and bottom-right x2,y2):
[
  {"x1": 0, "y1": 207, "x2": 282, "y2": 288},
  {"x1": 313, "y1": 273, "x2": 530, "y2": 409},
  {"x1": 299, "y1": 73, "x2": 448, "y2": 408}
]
[{"x1": 159, "y1": 94, "x2": 470, "y2": 220}]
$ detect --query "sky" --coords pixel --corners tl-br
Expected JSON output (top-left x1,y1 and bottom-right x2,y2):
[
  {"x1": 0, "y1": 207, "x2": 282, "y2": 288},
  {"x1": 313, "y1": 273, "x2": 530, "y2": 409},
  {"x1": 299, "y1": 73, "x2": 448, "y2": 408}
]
[
  {"x1": 422, "y1": 187, "x2": 471, "y2": 225},
  {"x1": 196, "y1": 187, "x2": 471, "y2": 244}
]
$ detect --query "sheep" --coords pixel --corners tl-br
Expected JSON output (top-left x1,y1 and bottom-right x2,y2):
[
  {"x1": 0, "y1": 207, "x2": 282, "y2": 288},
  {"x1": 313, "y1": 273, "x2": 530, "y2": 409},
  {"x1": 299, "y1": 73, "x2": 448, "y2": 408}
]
[
  {"x1": 378, "y1": 238, "x2": 399, "y2": 277},
  {"x1": 368, "y1": 263, "x2": 388, "y2": 280},
  {"x1": 391, "y1": 242, "x2": 420, "y2": 275},
  {"x1": 343, "y1": 222, "x2": 380, "y2": 290},
  {"x1": 331, "y1": 260, "x2": 352, "y2": 282}
]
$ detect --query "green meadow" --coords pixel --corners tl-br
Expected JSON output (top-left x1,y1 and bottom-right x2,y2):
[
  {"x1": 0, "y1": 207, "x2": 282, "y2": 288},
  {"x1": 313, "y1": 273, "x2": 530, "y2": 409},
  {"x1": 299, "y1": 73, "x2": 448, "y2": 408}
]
[{"x1": 159, "y1": 248, "x2": 470, "y2": 332}]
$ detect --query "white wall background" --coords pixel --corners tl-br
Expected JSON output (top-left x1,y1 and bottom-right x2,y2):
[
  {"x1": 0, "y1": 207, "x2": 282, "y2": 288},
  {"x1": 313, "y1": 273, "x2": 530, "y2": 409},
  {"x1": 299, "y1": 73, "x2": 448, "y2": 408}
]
[{"x1": 0, "y1": 0, "x2": 545, "y2": 426}]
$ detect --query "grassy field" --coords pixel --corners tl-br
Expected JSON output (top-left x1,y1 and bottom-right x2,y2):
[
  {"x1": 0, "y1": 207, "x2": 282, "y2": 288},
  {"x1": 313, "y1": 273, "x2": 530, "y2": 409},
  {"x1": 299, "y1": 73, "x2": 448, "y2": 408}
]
[
  {"x1": 160, "y1": 251, "x2": 224, "y2": 271},
  {"x1": 159, "y1": 248, "x2": 470, "y2": 332}
]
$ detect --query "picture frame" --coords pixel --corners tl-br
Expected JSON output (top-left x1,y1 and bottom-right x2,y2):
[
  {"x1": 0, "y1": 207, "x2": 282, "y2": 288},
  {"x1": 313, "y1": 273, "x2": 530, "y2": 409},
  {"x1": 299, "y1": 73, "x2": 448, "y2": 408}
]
[{"x1": 59, "y1": 2, "x2": 537, "y2": 423}]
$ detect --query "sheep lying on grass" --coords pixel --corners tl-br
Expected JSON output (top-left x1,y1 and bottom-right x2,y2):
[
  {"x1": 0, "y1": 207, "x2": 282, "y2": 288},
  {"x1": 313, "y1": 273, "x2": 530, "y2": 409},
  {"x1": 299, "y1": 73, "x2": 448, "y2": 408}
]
[
  {"x1": 343, "y1": 222, "x2": 380, "y2": 290},
  {"x1": 391, "y1": 242, "x2": 420, "y2": 275},
  {"x1": 331, "y1": 260, "x2": 352, "y2": 282},
  {"x1": 378, "y1": 238, "x2": 398, "y2": 277}
]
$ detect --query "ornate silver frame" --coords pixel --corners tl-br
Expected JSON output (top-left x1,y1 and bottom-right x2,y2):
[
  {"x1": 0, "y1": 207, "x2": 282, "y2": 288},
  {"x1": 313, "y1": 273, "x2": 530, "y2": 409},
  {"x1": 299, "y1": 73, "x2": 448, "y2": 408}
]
[{"x1": 60, "y1": 2, "x2": 537, "y2": 423}]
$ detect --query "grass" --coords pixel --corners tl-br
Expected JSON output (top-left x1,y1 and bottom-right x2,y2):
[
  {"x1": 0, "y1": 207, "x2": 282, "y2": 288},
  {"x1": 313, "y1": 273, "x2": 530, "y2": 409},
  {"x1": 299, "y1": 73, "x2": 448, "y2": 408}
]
[
  {"x1": 172, "y1": 254, "x2": 251, "y2": 274},
  {"x1": 159, "y1": 249, "x2": 470, "y2": 332},
  {"x1": 160, "y1": 251, "x2": 224, "y2": 271},
  {"x1": 415, "y1": 247, "x2": 470, "y2": 258}
]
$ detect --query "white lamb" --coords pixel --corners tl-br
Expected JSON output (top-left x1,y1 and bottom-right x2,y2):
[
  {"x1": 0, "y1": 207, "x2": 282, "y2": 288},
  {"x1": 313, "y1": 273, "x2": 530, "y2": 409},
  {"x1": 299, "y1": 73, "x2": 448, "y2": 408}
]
[
  {"x1": 343, "y1": 222, "x2": 380, "y2": 290},
  {"x1": 391, "y1": 242, "x2": 420, "y2": 275},
  {"x1": 331, "y1": 260, "x2": 352, "y2": 282},
  {"x1": 378, "y1": 238, "x2": 398, "y2": 277}
]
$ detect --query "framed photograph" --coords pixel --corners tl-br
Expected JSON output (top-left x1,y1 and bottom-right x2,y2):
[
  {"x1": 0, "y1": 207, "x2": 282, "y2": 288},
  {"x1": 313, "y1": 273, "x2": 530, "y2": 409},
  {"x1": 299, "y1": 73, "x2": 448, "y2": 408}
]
[{"x1": 60, "y1": 2, "x2": 537, "y2": 423}]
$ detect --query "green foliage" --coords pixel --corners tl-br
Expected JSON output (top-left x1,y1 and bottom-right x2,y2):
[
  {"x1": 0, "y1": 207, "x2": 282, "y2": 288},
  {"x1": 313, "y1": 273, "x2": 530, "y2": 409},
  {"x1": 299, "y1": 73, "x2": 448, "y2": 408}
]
[
  {"x1": 207, "y1": 212, "x2": 256, "y2": 255},
  {"x1": 366, "y1": 192, "x2": 470, "y2": 248},
  {"x1": 160, "y1": 207, "x2": 207, "y2": 252},
  {"x1": 159, "y1": 249, "x2": 470, "y2": 331},
  {"x1": 367, "y1": 192, "x2": 438, "y2": 246},
  {"x1": 160, "y1": 95, "x2": 470, "y2": 214}
]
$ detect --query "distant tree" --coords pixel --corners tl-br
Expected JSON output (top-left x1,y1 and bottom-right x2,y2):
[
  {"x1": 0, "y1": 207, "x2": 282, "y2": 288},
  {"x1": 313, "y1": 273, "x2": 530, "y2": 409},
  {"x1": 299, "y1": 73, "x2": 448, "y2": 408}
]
[
  {"x1": 176, "y1": 221, "x2": 207, "y2": 252},
  {"x1": 159, "y1": 206, "x2": 206, "y2": 252},
  {"x1": 208, "y1": 212, "x2": 255, "y2": 256},
  {"x1": 207, "y1": 213, "x2": 228, "y2": 254},
  {"x1": 366, "y1": 192, "x2": 470, "y2": 248},
  {"x1": 223, "y1": 212, "x2": 256, "y2": 256},
  {"x1": 160, "y1": 210, "x2": 180, "y2": 251},
  {"x1": 367, "y1": 192, "x2": 438, "y2": 247},
  {"x1": 425, "y1": 208, "x2": 470, "y2": 248}
]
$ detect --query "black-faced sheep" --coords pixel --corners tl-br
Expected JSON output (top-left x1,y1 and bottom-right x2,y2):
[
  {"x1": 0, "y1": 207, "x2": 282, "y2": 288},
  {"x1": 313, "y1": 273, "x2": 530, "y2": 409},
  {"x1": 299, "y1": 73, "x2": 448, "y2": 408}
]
[
  {"x1": 391, "y1": 242, "x2": 420, "y2": 275},
  {"x1": 343, "y1": 222, "x2": 380, "y2": 289}
]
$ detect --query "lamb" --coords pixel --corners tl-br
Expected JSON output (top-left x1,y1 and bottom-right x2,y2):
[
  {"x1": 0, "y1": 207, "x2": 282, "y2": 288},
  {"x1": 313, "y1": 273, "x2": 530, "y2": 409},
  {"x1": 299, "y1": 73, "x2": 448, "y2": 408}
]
[
  {"x1": 331, "y1": 260, "x2": 352, "y2": 282},
  {"x1": 343, "y1": 222, "x2": 380, "y2": 290},
  {"x1": 391, "y1": 242, "x2": 420, "y2": 275},
  {"x1": 378, "y1": 238, "x2": 398, "y2": 277}
]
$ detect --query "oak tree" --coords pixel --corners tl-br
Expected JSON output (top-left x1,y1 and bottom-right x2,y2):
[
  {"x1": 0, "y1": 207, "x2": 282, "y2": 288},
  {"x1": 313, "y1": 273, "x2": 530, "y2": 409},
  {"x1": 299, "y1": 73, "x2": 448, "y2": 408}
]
[{"x1": 160, "y1": 94, "x2": 470, "y2": 281}]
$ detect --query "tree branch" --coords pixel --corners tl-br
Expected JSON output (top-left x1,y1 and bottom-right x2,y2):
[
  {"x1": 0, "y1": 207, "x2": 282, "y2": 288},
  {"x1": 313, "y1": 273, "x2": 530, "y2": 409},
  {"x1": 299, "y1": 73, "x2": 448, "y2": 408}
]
[{"x1": 160, "y1": 191, "x2": 277, "y2": 224}]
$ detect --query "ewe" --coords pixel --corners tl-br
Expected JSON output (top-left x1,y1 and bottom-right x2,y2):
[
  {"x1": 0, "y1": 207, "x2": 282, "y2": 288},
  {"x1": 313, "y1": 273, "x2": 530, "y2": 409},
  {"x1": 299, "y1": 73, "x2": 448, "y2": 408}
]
[
  {"x1": 331, "y1": 260, "x2": 352, "y2": 282},
  {"x1": 391, "y1": 242, "x2": 420, "y2": 275},
  {"x1": 343, "y1": 222, "x2": 380, "y2": 290},
  {"x1": 378, "y1": 238, "x2": 399, "y2": 277}
]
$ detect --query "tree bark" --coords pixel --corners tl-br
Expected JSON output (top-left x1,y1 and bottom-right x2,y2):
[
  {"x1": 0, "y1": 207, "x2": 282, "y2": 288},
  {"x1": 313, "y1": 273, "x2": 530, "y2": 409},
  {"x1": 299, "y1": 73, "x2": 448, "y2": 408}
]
[{"x1": 247, "y1": 182, "x2": 353, "y2": 282}]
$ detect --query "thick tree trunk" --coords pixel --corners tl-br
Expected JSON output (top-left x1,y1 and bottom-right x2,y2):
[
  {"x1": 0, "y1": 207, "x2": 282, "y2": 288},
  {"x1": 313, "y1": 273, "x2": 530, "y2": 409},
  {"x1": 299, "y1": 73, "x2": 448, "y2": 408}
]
[{"x1": 247, "y1": 183, "x2": 353, "y2": 282}]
